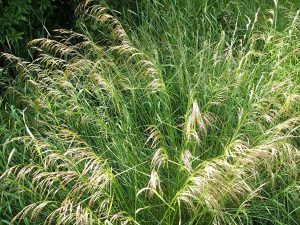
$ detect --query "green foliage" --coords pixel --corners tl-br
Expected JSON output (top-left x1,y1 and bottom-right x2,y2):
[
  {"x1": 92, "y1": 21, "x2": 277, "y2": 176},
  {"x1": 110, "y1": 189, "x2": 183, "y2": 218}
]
[
  {"x1": 0, "y1": 0, "x2": 81, "y2": 55},
  {"x1": 0, "y1": 0, "x2": 300, "y2": 224},
  {"x1": 0, "y1": 0, "x2": 52, "y2": 53}
]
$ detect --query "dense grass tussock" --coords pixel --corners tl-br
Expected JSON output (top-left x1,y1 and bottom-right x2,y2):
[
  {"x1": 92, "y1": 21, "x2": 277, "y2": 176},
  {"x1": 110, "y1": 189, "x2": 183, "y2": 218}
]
[{"x1": 1, "y1": 0, "x2": 300, "y2": 224}]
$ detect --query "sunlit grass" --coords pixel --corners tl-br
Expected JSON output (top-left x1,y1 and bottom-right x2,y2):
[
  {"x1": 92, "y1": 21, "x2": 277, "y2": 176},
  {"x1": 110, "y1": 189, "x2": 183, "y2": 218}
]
[{"x1": 1, "y1": 0, "x2": 300, "y2": 224}]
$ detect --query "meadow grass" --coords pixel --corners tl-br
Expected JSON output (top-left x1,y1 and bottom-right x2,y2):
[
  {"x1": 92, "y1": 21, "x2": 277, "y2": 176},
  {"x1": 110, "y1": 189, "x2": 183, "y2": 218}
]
[{"x1": 0, "y1": 0, "x2": 300, "y2": 224}]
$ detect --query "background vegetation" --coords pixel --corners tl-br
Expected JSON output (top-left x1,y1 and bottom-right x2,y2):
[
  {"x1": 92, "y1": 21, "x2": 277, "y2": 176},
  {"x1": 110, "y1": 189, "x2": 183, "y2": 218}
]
[
  {"x1": 0, "y1": 0, "x2": 82, "y2": 55},
  {"x1": 1, "y1": 0, "x2": 300, "y2": 224}
]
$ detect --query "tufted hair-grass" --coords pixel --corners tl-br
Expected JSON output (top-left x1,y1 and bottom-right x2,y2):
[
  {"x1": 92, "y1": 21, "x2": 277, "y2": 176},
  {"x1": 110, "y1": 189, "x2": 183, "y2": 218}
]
[{"x1": 1, "y1": 0, "x2": 300, "y2": 224}]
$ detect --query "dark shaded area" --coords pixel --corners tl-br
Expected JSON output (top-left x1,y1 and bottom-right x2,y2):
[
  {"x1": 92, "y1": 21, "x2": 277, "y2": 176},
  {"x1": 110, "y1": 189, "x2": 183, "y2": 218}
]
[
  {"x1": 0, "y1": 0, "x2": 81, "y2": 56},
  {"x1": 49, "y1": 0, "x2": 80, "y2": 30}
]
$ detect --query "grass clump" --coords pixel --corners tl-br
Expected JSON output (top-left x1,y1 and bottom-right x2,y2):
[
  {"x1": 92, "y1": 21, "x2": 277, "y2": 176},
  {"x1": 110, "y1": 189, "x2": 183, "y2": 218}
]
[{"x1": 1, "y1": 0, "x2": 300, "y2": 224}]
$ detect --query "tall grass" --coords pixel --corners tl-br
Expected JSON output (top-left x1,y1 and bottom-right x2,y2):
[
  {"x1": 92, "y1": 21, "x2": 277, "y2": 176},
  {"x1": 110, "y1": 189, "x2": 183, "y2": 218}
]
[{"x1": 1, "y1": 0, "x2": 300, "y2": 224}]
